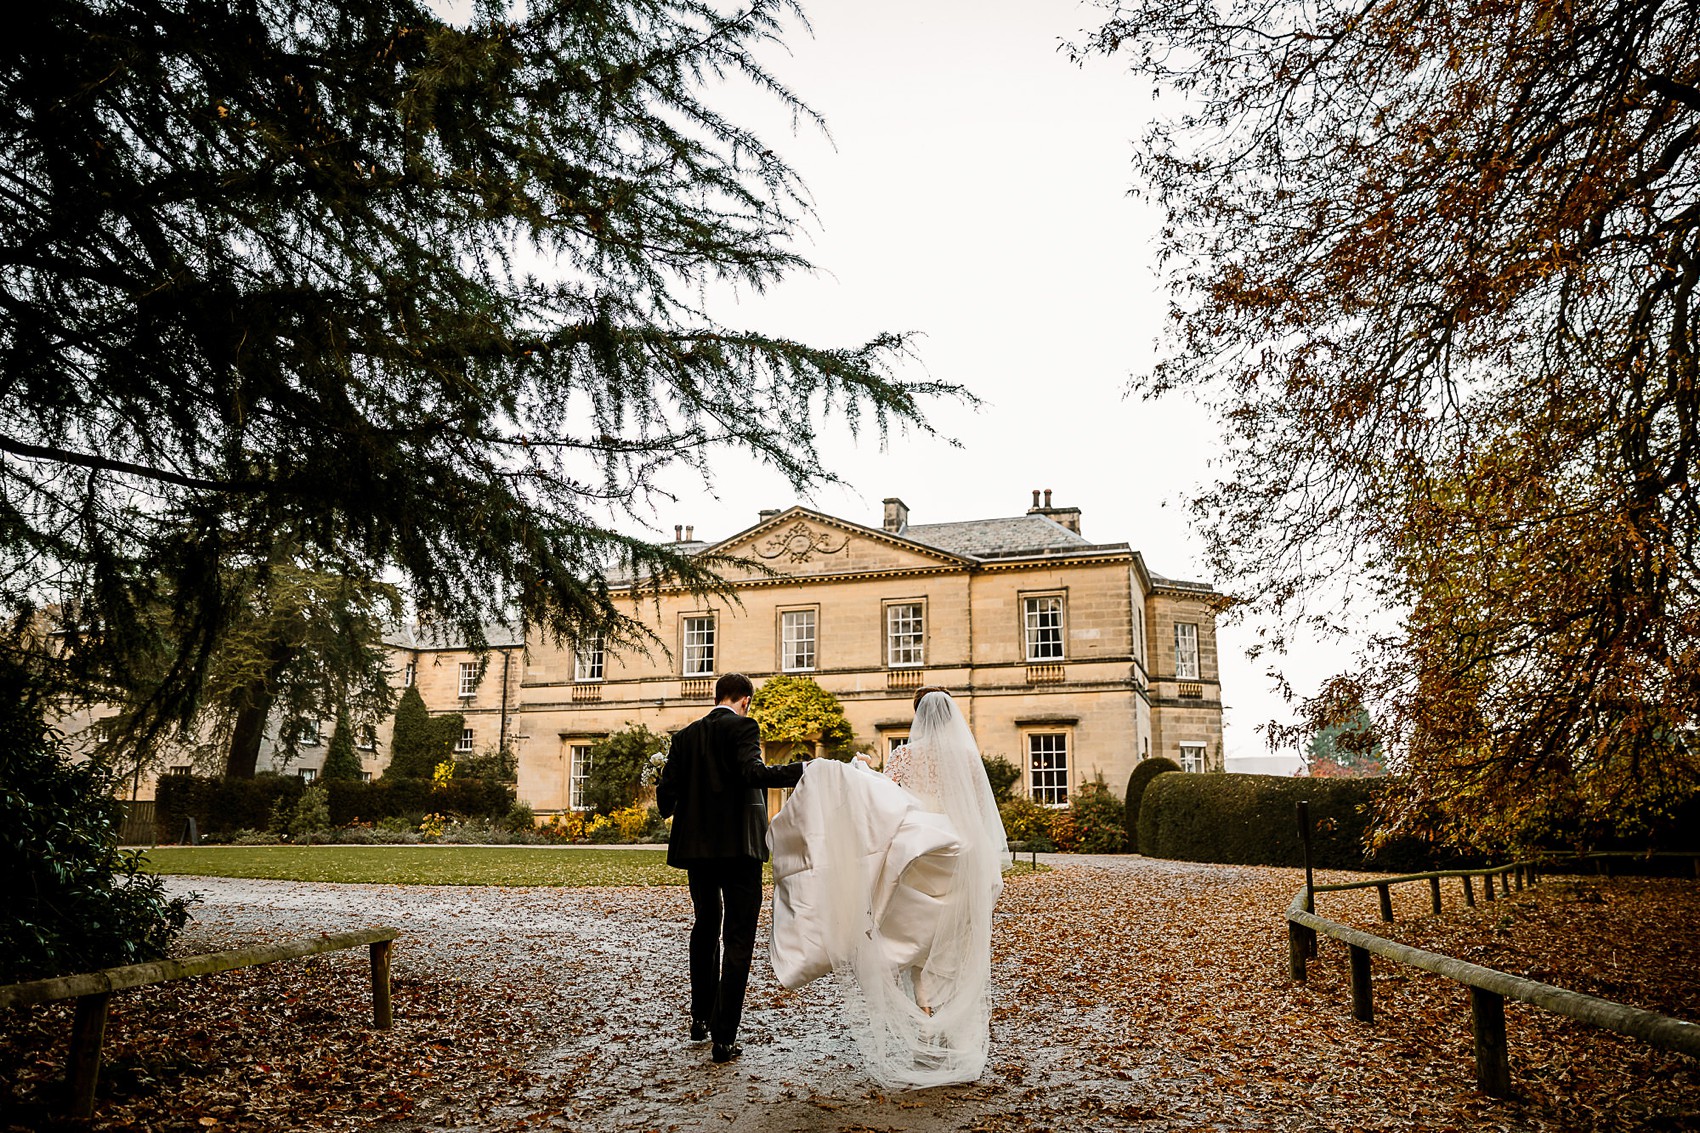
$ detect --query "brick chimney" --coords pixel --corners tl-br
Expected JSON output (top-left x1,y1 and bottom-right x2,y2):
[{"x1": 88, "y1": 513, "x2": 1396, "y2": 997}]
[
  {"x1": 1026, "y1": 488, "x2": 1082, "y2": 535},
  {"x1": 882, "y1": 497, "x2": 909, "y2": 534}
]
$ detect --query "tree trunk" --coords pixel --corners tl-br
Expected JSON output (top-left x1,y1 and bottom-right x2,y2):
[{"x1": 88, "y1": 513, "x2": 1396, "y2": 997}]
[{"x1": 222, "y1": 642, "x2": 298, "y2": 778}]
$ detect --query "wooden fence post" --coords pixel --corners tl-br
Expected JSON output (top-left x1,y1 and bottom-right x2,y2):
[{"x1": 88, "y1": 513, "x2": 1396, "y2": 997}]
[
  {"x1": 1429, "y1": 875, "x2": 1443, "y2": 916},
  {"x1": 369, "y1": 941, "x2": 393, "y2": 1030},
  {"x1": 68, "y1": 992, "x2": 111, "y2": 1118},
  {"x1": 1500, "y1": 871, "x2": 1511, "y2": 897},
  {"x1": 1349, "y1": 945, "x2": 1374, "y2": 1023},
  {"x1": 1298, "y1": 801, "x2": 1317, "y2": 957},
  {"x1": 1463, "y1": 875, "x2": 1475, "y2": 906},
  {"x1": 1288, "y1": 920, "x2": 1308, "y2": 982},
  {"x1": 1470, "y1": 987, "x2": 1511, "y2": 1098},
  {"x1": 1376, "y1": 883, "x2": 1394, "y2": 922},
  {"x1": 1483, "y1": 873, "x2": 1496, "y2": 901}
]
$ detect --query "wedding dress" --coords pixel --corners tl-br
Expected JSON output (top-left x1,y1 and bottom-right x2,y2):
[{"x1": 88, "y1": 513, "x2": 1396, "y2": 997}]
[{"x1": 768, "y1": 692, "x2": 1005, "y2": 1088}]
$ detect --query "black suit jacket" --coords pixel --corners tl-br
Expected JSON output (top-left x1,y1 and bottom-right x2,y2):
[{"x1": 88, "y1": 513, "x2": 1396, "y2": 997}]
[{"x1": 657, "y1": 706, "x2": 805, "y2": 867}]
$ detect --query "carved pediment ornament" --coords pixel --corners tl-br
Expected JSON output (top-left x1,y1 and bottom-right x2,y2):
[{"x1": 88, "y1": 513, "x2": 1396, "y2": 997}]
[{"x1": 755, "y1": 520, "x2": 849, "y2": 563}]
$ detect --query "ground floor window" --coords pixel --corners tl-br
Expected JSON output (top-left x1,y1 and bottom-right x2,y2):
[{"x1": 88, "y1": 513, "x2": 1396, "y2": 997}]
[
  {"x1": 568, "y1": 743, "x2": 595, "y2": 811},
  {"x1": 1179, "y1": 742, "x2": 1206, "y2": 773},
  {"x1": 457, "y1": 727, "x2": 475, "y2": 753},
  {"x1": 1028, "y1": 732, "x2": 1069, "y2": 806},
  {"x1": 297, "y1": 767, "x2": 317, "y2": 783}
]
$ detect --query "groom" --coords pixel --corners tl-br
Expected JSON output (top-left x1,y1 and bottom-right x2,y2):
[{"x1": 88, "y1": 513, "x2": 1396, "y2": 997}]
[{"x1": 657, "y1": 672, "x2": 807, "y2": 1064}]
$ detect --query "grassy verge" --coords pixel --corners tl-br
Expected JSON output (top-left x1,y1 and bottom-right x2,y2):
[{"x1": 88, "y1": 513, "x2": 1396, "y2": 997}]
[
  {"x1": 139, "y1": 845, "x2": 681, "y2": 887},
  {"x1": 140, "y1": 845, "x2": 1052, "y2": 887}
]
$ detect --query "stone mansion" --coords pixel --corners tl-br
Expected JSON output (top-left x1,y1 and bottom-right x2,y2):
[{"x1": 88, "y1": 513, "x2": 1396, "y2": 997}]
[{"x1": 390, "y1": 491, "x2": 1226, "y2": 814}]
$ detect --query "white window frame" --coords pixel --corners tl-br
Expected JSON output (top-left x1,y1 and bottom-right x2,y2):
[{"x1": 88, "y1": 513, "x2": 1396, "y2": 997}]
[
  {"x1": 1027, "y1": 732, "x2": 1069, "y2": 807},
  {"x1": 359, "y1": 771, "x2": 373, "y2": 782},
  {"x1": 357, "y1": 725, "x2": 376, "y2": 751},
  {"x1": 1023, "y1": 595, "x2": 1065, "y2": 662},
  {"x1": 300, "y1": 719, "x2": 321, "y2": 747},
  {"x1": 458, "y1": 661, "x2": 478, "y2": 698},
  {"x1": 403, "y1": 660, "x2": 417, "y2": 687},
  {"x1": 1179, "y1": 742, "x2": 1206, "y2": 774},
  {"x1": 887, "y1": 733, "x2": 910, "y2": 756},
  {"x1": 568, "y1": 743, "x2": 595, "y2": 811},
  {"x1": 682, "y1": 615, "x2": 716, "y2": 676},
  {"x1": 780, "y1": 608, "x2": 817, "y2": 672},
  {"x1": 885, "y1": 601, "x2": 925, "y2": 668},
  {"x1": 1175, "y1": 622, "x2": 1200, "y2": 680},
  {"x1": 574, "y1": 635, "x2": 605, "y2": 682},
  {"x1": 456, "y1": 727, "x2": 475, "y2": 753},
  {"x1": 297, "y1": 767, "x2": 317, "y2": 783}
]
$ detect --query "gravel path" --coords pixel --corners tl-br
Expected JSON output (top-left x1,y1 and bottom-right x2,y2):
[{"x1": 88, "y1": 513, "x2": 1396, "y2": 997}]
[{"x1": 159, "y1": 854, "x2": 1694, "y2": 1133}]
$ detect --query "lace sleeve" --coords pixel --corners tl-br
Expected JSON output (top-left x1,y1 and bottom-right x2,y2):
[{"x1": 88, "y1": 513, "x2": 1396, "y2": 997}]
[{"x1": 883, "y1": 742, "x2": 913, "y2": 787}]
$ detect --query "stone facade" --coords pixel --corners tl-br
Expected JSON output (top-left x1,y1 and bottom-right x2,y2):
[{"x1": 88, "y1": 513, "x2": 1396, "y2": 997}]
[
  {"x1": 499, "y1": 493, "x2": 1225, "y2": 813},
  {"x1": 108, "y1": 495, "x2": 1225, "y2": 808}
]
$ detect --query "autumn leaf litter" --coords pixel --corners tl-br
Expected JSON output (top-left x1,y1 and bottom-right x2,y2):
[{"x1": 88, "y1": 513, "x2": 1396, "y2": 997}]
[{"x1": 3, "y1": 856, "x2": 1695, "y2": 1132}]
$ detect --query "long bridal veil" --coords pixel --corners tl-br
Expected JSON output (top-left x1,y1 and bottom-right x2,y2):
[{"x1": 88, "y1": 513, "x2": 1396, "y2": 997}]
[{"x1": 770, "y1": 691, "x2": 1005, "y2": 1088}]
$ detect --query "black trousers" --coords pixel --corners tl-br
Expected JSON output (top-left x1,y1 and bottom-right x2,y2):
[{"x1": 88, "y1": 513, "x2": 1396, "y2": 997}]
[{"x1": 686, "y1": 858, "x2": 763, "y2": 1045}]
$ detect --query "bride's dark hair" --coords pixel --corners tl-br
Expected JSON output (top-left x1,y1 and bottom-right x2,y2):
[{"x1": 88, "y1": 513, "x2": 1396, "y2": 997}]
[{"x1": 912, "y1": 685, "x2": 950, "y2": 708}]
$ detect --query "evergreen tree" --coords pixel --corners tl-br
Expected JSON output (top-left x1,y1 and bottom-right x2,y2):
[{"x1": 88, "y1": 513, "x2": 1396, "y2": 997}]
[
  {"x1": 319, "y1": 708, "x2": 364, "y2": 782},
  {"x1": 384, "y1": 684, "x2": 462, "y2": 779},
  {"x1": 1, "y1": 0, "x2": 958, "y2": 753}
]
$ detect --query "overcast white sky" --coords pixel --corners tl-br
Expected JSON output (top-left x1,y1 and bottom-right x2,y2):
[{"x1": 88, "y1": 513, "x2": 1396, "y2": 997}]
[
  {"x1": 432, "y1": 0, "x2": 1320, "y2": 768},
  {"x1": 628, "y1": 0, "x2": 1309, "y2": 770}
]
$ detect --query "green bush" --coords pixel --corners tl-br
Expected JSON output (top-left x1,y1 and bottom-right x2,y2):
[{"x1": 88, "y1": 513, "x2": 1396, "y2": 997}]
[
  {"x1": 584, "y1": 724, "x2": 669, "y2": 815},
  {"x1": 1137, "y1": 772, "x2": 1458, "y2": 871},
  {"x1": 1068, "y1": 778, "x2": 1128, "y2": 853},
  {"x1": 286, "y1": 783, "x2": 332, "y2": 841},
  {"x1": 1125, "y1": 757, "x2": 1180, "y2": 853},
  {"x1": 0, "y1": 662, "x2": 193, "y2": 982},
  {"x1": 981, "y1": 754, "x2": 1020, "y2": 802},
  {"x1": 998, "y1": 796, "x2": 1054, "y2": 843}
]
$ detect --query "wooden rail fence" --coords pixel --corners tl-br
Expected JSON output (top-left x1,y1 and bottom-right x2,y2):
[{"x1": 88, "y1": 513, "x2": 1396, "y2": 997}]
[
  {"x1": 0, "y1": 927, "x2": 399, "y2": 1118},
  {"x1": 1285, "y1": 802, "x2": 1700, "y2": 1097}
]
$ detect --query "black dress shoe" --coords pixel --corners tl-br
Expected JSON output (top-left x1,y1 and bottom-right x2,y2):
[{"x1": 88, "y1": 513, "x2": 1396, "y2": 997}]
[
  {"x1": 689, "y1": 1019, "x2": 709, "y2": 1042},
  {"x1": 711, "y1": 1041, "x2": 743, "y2": 1064}
]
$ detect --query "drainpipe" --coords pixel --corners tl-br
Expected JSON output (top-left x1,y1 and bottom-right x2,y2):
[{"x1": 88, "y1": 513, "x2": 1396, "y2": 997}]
[{"x1": 499, "y1": 648, "x2": 512, "y2": 753}]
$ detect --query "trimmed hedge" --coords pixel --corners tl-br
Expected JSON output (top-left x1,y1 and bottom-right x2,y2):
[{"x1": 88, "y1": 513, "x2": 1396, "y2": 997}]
[
  {"x1": 156, "y1": 774, "x2": 514, "y2": 840},
  {"x1": 156, "y1": 773, "x2": 302, "y2": 839},
  {"x1": 1125, "y1": 757, "x2": 1181, "y2": 852},
  {"x1": 1138, "y1": 772, "x2": 1464, "y2": 872}
]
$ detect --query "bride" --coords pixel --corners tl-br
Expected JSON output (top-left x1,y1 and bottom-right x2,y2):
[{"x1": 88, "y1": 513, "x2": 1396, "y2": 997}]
[{"x1": 768, "y1": 688, "x2": 1005, "y2": 1088}]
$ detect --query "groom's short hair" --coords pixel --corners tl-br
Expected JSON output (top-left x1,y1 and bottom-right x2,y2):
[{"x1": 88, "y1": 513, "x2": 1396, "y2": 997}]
[{"x1": 715, "y1": 672, "x2": 754, "y2": 703}]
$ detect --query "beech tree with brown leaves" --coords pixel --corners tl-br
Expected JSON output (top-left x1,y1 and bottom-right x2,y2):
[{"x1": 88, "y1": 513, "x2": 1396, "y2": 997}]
[{"x1": 1086, "y1": 0, "x2": 1700, "y2": 850}]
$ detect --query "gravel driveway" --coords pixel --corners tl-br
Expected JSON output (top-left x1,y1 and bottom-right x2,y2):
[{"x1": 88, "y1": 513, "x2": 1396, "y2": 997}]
[{"x1": 160, "y1": 854, "x2": 1694, "y2": 1133}]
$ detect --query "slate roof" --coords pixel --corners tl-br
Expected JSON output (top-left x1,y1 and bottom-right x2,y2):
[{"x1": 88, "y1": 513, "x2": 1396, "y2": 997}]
[
  {"x1": 383, "y1": 618, "x2": 525, "y2": 651},
  {"x1": 902, "y1": 514, "x2": 1109, "y2": 560}
]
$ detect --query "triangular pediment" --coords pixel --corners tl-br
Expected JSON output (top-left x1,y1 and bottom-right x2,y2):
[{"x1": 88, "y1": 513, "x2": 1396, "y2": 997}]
[{"x1": 703, "y1": 507, "x2": 971, "y2": 582}]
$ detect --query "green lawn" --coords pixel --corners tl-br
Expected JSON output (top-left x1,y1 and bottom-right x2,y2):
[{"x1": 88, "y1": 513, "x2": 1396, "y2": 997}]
[
  {"x1": 139, "y1": 845, "x2": 683, "y2": 887},
  {"x1": 140, "y1": 845, "x2": 1050, "y2": 887}
]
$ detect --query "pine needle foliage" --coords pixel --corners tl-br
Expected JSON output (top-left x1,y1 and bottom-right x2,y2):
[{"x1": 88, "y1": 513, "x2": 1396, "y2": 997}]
[{"x1": 0, "y1": 0, "x2": 960, "y2": 753}]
